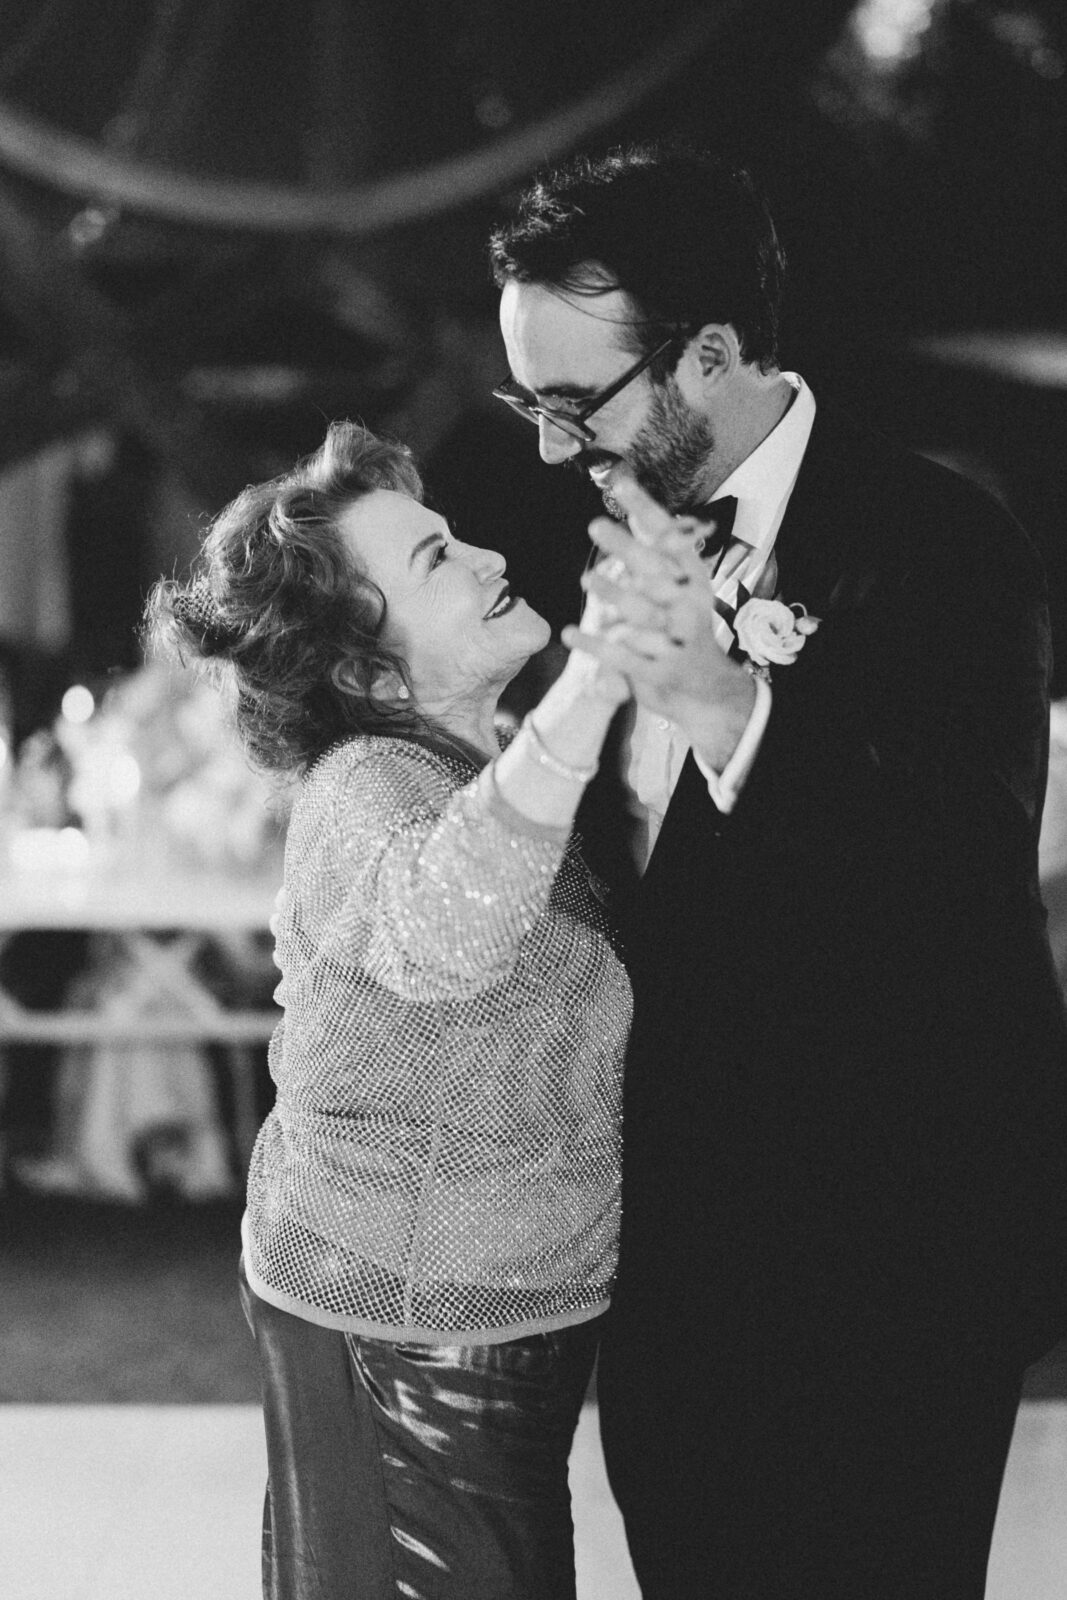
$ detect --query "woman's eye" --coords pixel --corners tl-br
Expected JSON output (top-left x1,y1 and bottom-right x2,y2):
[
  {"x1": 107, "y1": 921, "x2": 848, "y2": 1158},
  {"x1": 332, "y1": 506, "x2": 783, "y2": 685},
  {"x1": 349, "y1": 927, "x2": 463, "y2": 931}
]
[{"x1": 430, "y1": 544, "x2": 447, "y2": 569}]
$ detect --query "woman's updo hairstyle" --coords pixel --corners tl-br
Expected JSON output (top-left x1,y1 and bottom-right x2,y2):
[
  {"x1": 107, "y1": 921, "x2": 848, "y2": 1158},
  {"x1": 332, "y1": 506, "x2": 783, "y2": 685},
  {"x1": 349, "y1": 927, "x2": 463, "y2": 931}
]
[{"x1": 146, "y1": 420, "x2": 424, "y2": 774}]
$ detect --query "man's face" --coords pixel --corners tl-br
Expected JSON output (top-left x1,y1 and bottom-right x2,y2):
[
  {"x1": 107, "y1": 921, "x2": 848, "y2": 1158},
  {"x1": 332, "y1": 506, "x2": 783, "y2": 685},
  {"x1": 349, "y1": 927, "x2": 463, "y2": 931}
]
[{"x1": 498, "y1": 279, "x2": 716, "y2": 519}]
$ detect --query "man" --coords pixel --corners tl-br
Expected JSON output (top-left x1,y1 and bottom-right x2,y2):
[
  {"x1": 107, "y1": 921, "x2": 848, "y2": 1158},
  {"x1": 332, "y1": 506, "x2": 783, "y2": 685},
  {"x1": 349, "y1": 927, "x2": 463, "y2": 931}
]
[{"x1": 489, "y1": 145, "x2": 1067, "y2": 1599}]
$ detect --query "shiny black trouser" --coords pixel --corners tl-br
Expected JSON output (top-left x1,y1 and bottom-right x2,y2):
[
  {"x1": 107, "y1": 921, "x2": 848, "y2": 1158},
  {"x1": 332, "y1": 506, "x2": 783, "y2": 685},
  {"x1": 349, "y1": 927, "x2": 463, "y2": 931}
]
[{"x1": 239, "y1": 1264, "x2": 601, "y2": 1600}]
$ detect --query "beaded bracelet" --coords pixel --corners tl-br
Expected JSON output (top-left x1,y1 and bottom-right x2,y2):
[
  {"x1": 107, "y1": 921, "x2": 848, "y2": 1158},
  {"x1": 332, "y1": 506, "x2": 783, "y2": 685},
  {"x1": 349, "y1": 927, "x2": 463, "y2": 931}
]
[{"x1": 521, "y1": 714, "x2": 599, "y2": 784}]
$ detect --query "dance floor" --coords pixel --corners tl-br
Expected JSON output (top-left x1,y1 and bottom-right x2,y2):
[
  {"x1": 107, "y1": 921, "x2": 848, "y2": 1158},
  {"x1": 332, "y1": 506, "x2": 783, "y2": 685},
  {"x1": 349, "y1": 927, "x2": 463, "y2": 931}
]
[{"x1": 2, "y1": 1400, "x2": 1066, "y2": 1599}]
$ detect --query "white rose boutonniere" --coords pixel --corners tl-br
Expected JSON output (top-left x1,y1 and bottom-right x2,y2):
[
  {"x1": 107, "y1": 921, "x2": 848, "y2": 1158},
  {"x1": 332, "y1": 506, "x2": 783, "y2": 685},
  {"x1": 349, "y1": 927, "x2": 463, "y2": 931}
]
[{"x1": 734, "y1": 599, "x2": 820, "y2": 669}]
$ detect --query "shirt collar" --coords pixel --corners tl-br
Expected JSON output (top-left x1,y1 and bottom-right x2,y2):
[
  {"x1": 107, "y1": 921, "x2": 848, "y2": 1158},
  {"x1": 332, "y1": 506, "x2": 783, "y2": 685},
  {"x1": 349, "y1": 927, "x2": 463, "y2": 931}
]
[{"x1": 709, "y1": 373, "x2": 816, "y2": 554}]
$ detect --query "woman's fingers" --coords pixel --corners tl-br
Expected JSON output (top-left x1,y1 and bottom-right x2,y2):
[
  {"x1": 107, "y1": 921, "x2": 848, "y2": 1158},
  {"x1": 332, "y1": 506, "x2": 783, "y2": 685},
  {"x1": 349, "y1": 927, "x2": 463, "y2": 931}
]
[
  {"x1": 581, "y1": 542, "x2": 712, "y2": 651},
  {"x1": 564, "y1": 621, "x2": 687, "y2": 665},
  {"x1": 587, "y1": 518, "x2": 702, "y2": 591},
  {"x1": 582, "y1": 567, "x2": 682, "y2": 614},
  {"x1": 609, "y1": 470, "x2": 680, "y2": 547}
]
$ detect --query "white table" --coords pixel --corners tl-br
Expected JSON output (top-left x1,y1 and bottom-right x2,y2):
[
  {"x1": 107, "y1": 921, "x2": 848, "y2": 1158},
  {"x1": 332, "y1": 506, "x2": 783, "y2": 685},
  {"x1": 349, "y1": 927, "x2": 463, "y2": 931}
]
[{"x1": 0, "y1": 861, "x2": 283, "y2": 1166}]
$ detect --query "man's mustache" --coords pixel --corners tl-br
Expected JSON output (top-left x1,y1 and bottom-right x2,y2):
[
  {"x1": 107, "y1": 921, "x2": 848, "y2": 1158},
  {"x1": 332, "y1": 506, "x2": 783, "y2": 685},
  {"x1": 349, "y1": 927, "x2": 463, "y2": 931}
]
[{"x1": 566, "y1": 449, "x2": 619, "y2": 475}]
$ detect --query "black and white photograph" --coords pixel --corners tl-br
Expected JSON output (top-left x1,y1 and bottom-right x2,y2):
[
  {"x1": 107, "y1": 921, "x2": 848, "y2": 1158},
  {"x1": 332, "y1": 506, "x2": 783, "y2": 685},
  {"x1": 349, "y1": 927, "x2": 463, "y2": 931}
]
[{"x1": 1, "y1": 3, "x2": 1065, "y2": 1596}]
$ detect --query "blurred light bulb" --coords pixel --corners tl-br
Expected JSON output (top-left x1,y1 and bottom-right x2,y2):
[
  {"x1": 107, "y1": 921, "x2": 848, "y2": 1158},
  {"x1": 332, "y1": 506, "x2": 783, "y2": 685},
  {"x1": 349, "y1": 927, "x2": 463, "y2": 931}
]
[
  {"x1": 10, "y1": 826, "x2": 90, "y2": 874},
  {"x1": 58, "y1": 826, "x2": 91, "y2": 865},
  {"x1": 109, "y1": 752, "x2": 142, "y2": 805},
  {"x1": 852, "y1": 0, "x2": 937, "y2": 63},
  {"x1": 61, "y1": 685, "x2": 95, "y2": 724}
]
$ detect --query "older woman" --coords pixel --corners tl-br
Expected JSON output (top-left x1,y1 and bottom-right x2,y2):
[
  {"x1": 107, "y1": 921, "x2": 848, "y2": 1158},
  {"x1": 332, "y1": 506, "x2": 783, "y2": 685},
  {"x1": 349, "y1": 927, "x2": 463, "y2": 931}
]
[{"x1": 147, "y1": 421, "x2": 630, "y2": 1600}]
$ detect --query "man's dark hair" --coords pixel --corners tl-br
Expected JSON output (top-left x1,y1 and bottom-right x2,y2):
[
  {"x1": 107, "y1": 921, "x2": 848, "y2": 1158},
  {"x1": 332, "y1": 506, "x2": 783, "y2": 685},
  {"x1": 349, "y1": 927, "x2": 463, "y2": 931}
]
[{"x1": 489, "y1": 143, "x2": 786, "y2": 373}]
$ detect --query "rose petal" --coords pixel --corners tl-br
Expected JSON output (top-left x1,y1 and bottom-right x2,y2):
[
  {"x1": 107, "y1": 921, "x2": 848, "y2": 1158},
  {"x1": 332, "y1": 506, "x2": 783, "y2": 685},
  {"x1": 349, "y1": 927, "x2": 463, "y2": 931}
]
[{"x1": 736, "y1": 596, "x2": 816, "y2": 669}]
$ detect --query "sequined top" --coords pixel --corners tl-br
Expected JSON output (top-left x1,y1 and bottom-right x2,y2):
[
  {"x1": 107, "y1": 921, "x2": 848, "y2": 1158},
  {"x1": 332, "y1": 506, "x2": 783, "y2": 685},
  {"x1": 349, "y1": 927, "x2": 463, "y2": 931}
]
[{"x1": 243, "y1": 733, "x2": 631, "y2": 1344}]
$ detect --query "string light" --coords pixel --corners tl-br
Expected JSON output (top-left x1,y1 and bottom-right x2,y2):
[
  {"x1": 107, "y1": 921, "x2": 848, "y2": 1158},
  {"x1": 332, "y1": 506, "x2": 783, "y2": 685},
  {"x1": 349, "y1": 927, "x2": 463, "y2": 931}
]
[
  {"x1": 851, "y1": 0, "x2": 939, "y2": 65},
  {"x1": 61, "y1": 685, "x2": 95, "y2": 724}
]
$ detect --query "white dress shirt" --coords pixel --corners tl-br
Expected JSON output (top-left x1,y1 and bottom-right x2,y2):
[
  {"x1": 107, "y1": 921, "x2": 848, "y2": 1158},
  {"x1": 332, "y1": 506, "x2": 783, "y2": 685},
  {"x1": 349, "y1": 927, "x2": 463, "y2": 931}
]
[{"x1": 626, "y1": 373, "x2": 816, "y2": 869}]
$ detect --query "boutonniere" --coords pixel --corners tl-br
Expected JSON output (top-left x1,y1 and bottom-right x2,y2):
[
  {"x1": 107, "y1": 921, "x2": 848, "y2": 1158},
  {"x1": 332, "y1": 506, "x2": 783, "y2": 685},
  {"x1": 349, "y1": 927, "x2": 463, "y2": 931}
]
[{"x1": 733, "y1": 597, "x2": 820, "y2": 676}]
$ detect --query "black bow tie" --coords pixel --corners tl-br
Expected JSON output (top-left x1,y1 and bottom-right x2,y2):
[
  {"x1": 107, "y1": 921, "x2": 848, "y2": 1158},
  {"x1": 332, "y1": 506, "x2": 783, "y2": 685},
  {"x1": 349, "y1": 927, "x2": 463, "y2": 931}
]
[{"x1": 691, "y1": 495, "x2": 738, "y2": 563}]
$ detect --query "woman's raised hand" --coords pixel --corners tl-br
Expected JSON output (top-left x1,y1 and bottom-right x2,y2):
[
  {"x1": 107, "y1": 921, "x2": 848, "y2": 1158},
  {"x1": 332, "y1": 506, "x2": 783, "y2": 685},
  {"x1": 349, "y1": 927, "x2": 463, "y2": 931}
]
[{"x1": 563, "y1": 470, "x2": 755, "y2": 762}]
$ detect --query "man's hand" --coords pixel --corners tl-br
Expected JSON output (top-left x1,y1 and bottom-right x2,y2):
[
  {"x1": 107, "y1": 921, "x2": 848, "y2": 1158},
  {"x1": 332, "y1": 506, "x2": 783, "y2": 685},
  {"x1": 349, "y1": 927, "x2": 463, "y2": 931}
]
[{"x1": 562, "y1": 471, "x2": 755, "y2": 765}]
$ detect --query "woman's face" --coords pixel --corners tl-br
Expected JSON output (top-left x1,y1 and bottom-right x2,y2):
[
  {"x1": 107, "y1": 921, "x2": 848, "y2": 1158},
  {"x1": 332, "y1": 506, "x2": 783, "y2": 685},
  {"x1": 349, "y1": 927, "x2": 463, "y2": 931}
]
[{"x1": 338, "y1": 490, "x2": 550, "y2": 714}]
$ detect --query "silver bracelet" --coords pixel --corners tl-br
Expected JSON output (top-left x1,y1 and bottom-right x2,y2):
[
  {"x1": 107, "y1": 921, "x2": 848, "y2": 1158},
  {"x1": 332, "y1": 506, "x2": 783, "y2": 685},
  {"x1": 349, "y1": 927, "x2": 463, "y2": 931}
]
[{"x1": 521, "y1": 714, "x2": 599, "y2": 784}]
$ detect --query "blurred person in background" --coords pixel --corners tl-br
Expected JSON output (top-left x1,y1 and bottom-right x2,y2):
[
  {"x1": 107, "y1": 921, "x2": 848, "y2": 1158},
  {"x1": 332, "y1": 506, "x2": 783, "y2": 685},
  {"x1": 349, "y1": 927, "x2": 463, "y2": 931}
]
[
  {"x1": 490, "y1": 143, "x2": 1067, "y2": 1600},
  {"x1": 147, "y1": 420, "x2": 631, "y2": 1600}
]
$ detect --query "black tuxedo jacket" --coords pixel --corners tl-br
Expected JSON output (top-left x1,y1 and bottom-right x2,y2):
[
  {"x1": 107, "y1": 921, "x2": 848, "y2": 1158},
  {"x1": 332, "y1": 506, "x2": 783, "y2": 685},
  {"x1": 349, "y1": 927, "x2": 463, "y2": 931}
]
[{"x1": 610, "y1": 405, "x2": 1067, "y2": 1359}]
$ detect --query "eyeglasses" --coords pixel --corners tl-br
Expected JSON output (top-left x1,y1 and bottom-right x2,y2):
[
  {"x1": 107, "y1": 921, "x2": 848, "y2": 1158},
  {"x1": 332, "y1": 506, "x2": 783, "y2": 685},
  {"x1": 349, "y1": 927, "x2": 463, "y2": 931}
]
[{"x1": 492, "y1": 335, "x2": 680, "y2": 444}]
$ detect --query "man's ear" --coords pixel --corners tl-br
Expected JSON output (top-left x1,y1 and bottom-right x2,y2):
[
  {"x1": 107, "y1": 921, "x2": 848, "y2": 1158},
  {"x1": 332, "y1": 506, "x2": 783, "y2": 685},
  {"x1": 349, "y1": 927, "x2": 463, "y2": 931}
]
[{"x1": 687, "y1": 324, "x2": 740, "y2": 384}]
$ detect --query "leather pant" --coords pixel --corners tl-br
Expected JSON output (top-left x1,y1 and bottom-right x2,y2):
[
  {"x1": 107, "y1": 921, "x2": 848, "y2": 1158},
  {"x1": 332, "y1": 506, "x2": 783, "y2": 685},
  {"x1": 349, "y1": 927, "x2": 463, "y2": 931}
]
[{"x1": 239, "y1": 1261, "x2": 601, "y2": 1600}]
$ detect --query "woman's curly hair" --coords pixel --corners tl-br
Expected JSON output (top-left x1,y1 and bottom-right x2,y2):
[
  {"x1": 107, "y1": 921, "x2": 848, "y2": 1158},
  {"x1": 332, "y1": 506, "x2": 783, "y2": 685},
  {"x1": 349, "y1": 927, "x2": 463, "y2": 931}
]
[{"x1": 145, "y1": 421, "x2": 425, "y2": 775}]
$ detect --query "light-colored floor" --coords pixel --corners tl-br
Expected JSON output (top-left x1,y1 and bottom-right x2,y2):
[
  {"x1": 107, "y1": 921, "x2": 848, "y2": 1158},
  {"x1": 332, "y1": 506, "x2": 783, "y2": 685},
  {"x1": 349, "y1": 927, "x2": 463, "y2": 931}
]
[{"x1": 1, "y1": 1401, "x2": 1064, "y2": 1599}]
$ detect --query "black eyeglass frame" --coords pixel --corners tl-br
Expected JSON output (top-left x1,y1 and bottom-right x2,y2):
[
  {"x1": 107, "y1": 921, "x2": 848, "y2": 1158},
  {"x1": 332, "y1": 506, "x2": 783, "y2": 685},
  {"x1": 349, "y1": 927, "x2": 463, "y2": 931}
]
[{"x1": 492, "y1": 334, "x2": 681, "y2": 443}]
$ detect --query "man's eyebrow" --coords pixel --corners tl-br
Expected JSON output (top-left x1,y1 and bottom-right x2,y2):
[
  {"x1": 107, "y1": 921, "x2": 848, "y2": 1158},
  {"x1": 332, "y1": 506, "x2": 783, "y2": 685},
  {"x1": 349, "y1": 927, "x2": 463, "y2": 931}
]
[
  {"x1": 507, "y1": 374, "x2": 596, "y2": 403},
  {"x1": 539, "y1": 382, "x2": 596, "y2": 401},
  {"x1": 408, "y1": 532, "x2": 444, "y2": 568}
]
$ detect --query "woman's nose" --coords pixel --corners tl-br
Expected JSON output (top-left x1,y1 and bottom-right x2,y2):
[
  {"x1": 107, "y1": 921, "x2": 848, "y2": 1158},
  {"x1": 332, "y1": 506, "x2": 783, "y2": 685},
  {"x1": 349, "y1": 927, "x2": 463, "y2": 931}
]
[
  {"x1": 463, "y1": 543, "x2": 506, "y2": 580},
  {"x1": 537, "y1": 414, "x2": 583, "y2": 465}
]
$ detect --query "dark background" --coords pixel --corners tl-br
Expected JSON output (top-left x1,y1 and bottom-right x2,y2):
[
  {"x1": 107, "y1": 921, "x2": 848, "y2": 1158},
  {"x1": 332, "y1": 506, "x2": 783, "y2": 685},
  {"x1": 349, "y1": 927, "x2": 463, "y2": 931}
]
[
  {"x1": 0, "y1": 0, "x2": 1064, "y2": 705},
  {"x1": 0, "y1": 0, "x2": 1065, "y2": 1400}
]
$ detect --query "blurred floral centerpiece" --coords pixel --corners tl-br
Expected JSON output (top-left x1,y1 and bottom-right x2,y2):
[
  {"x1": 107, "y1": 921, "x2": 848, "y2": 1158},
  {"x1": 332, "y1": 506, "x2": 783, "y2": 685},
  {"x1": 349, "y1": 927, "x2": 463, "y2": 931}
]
[{"x1": 6, "y1": 660, "x2": 289, "y2": 882}]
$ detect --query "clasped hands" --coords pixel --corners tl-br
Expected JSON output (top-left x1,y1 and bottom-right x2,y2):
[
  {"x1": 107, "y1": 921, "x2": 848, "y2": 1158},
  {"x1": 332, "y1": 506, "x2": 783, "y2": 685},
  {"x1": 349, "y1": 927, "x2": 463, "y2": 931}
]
[{"x1": 563, "y1": 471, "x2": 755, "y2": 757}]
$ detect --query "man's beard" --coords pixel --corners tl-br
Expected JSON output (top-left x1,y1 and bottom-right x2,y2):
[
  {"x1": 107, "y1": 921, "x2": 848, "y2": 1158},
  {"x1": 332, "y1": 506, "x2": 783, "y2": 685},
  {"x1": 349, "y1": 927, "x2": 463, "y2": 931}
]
[{"x1": 582, "y1": 378, "x2": 716, "y2": 520}]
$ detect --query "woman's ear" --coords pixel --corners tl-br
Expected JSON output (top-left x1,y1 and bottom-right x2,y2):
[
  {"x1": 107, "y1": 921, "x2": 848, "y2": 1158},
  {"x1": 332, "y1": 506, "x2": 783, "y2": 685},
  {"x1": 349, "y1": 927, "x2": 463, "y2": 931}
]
[
  {"x1": 332, "y1": 659, "x2": 410, "y2": 701},
  {"x1": 330, "y1": 659, "x2": 363, "y2": 696}
]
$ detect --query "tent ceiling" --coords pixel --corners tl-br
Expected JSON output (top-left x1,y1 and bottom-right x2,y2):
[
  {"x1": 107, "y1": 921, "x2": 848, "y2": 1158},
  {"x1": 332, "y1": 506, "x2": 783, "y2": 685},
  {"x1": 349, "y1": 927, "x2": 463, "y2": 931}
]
[{"x1": 0, "y1": 0, "x2": 1060, "y2": 505}]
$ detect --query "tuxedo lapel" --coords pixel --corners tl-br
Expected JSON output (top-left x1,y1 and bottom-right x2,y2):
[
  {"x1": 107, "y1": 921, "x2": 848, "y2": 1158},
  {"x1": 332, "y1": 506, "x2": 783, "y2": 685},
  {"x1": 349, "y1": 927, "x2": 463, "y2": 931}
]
[
  {"x1": 648, "y1": 408, "x2": 902, "y2": 867},
  {"x1": 618, "y1": 409, "x2": 908, "y2": 902},
  {"x1": 769, "y1": 403, "x2": 899, "y2": 622}
]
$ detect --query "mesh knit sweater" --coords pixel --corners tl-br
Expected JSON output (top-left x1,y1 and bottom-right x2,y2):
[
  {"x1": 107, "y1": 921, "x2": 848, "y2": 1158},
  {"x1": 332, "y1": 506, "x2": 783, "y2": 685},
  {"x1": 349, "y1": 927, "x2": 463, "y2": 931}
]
[{"x1": 243, "y1": 733, "x2": 631, "y2": 1343}]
